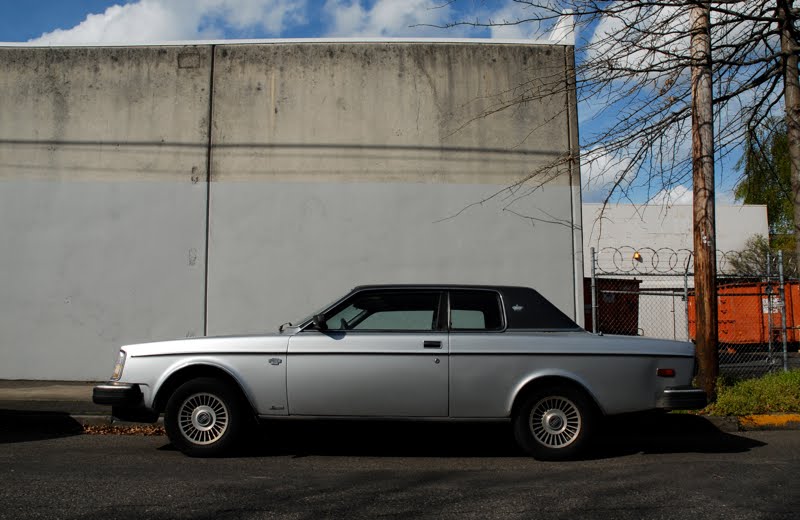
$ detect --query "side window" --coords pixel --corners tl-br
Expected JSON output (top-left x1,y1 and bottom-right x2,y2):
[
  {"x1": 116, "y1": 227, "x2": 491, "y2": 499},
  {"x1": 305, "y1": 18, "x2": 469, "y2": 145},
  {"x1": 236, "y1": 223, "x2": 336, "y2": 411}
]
[
  {"x1": 450, "y1": 291, "x2": 503, "y2": 331},
  {"x1": 325, "y1": 291, "x2": 441, "y2": 331}
]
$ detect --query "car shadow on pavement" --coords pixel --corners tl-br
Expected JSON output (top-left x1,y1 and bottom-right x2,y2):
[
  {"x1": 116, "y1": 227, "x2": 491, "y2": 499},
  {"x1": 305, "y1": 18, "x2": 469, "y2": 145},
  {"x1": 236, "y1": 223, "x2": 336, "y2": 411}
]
[
  {"x1": 210, "y1": 412, "x2": 765, "y2": 459},
  {"x1": 0, "y1": 410, "x2": 85, "y2": 444},
  {"x1": 245, "y1": 421, "x2": 522, "y2": 458},
  {"x1": 590, "y1": 412, "x2": 765, "y2": 459}
]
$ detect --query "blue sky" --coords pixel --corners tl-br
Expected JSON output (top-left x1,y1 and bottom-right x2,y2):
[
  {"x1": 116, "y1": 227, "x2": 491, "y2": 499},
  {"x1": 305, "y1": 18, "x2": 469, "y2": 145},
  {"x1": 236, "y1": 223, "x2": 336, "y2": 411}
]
[
  {"x1": 0, "y1": 0, "x2": 510, "y2": 43},
  {"x1": 0, "y1": 0, "x2": 745, "y2": 205},
  {"x1": 0, "y1": 1, "x2": 117, "y2": 42}
]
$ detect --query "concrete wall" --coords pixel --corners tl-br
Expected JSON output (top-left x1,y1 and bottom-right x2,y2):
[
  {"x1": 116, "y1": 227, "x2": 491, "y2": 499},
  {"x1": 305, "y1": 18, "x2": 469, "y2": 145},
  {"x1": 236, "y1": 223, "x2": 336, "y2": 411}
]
[
  {"x1": 0, "y1": 47, "x2": 211, "y2": 380},
  {"x1": 207, "y1": 43, "x2": 582, "y2": 334},
  {"x1": 0, "y1": 41, "x2": 581, "y2": 380}
]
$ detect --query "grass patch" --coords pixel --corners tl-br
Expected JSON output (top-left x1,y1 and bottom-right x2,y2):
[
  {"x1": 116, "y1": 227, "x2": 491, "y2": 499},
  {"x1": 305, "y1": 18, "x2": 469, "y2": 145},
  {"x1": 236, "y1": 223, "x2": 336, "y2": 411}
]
[{"x1": 706, "y1": 370, "x2": 800, "y2": 416}]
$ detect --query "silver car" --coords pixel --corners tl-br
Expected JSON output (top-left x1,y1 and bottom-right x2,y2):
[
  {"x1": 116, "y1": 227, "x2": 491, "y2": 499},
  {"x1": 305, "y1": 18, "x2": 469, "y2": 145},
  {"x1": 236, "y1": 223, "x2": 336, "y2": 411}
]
[{"x1": 93, "y1": 285, "x2": 706, "y2": 459}]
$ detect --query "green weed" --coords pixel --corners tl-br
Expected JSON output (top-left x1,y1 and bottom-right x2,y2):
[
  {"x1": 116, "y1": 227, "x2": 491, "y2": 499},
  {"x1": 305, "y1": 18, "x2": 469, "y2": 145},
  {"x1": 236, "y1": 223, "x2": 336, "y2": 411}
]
[{"x1": 706, "y1": 370, "x2": 800, "y2": 415}]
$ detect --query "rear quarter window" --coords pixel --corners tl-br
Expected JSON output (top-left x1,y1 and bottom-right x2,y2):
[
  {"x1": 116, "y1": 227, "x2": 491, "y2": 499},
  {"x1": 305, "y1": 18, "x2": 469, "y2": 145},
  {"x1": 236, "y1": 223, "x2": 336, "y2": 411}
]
[
  {"x1": 449, "y1": 291, "x2": 504, "y2": 331},
  {"x1": 501, "y1": 287, "x2": 581, "y2": 330}
]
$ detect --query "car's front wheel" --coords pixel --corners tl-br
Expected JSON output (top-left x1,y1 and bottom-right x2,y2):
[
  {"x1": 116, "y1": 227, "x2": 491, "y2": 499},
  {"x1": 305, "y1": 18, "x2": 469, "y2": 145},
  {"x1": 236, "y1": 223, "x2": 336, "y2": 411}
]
[
  {"x1": 513, "y1": 385, "x2": 597, "y2": 460},
  {"x1": 164, "y1": 377, "x2": 249, "y2": 457}
]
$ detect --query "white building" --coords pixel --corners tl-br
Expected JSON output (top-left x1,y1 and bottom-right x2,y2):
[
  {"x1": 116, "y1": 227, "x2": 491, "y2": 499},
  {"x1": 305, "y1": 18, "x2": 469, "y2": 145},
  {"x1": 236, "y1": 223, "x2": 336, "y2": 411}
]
[{"x1": 581, "y1": 203, "x2": 769, "y2": 340}]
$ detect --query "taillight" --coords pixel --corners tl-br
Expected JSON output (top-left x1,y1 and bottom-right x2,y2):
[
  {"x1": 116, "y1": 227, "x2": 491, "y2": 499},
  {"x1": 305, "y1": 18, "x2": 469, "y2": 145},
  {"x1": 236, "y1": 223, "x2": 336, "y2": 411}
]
[{"x1": 656, "y1": 368, "x2": 676, "y2": 377}]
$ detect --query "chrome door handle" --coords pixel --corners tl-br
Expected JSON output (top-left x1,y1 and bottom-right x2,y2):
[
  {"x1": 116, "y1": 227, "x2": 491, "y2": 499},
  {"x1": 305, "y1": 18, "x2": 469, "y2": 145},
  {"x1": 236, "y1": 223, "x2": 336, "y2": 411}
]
[{"x1": 424, "y1": 341, "x2": 442, "y2": 349}]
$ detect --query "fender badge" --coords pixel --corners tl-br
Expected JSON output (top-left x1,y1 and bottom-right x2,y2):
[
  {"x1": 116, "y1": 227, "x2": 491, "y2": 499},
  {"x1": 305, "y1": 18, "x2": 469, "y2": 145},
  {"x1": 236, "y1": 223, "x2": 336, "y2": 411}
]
[
  {"x1": 269, "y1": 358, "x2": 282, "y2": 365},
  {"x1": 512, "y1": 304, "x2": 524, "y2": 312}
]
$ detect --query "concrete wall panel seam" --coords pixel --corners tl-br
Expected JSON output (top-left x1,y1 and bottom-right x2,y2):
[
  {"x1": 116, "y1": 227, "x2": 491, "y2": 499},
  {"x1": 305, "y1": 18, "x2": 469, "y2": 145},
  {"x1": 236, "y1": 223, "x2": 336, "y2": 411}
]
[
  {"x1": 565, "y1": 45, "x2": 585, "y2": 327},
  {"x1": 203, "y1": 45, "x2": 216, "y2": 337}
]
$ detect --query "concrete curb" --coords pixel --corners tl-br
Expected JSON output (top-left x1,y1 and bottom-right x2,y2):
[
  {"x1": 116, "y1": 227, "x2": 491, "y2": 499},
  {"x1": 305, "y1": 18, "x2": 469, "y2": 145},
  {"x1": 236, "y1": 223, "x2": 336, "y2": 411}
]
[
  {"x1": 697, "y1": 414, "x2": 800, "y2": 432},
  {"x1": 737, "y1": 413, "x2": 800, "y2": 431}
]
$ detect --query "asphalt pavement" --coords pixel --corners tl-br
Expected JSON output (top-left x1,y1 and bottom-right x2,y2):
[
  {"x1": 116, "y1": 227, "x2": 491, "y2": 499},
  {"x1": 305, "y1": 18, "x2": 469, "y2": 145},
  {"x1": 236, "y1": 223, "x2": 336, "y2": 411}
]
[
  {"x1": 0, "y1": 418, "x2": 798, "y2": 520},
  {"x1": 1, "y1": 381, "x2": 799, "y2": 519}
]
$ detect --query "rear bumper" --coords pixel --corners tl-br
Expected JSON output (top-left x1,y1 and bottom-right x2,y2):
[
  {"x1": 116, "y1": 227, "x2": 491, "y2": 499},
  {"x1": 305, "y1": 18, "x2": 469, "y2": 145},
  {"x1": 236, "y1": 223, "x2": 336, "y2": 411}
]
[
  {"x1": 92, "y1": 383, "x2": 159, "y2": 423},
  {"x1": 656, "y1": 386, "x2": 708, "y2": 410}
]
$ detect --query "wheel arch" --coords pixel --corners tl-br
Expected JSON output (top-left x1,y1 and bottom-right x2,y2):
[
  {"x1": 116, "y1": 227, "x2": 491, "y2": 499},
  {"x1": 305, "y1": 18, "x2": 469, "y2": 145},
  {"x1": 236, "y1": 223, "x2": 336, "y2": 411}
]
[
  {"x1": 509, "y1": 373, "x2": 606, "y2": 419},
  {"x1": 152, "y1": 363, "x2": 257, "y2": 416}
]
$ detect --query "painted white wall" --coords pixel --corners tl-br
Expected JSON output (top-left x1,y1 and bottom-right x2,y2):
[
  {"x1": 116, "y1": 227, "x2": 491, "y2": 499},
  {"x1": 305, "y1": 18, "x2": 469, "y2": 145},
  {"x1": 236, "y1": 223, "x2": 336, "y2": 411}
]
[
  {"x1": 582, "y1": 203, "x2": 769, "y2": 276},
  {"x1": 582, "y1": 203, "x2": 769, "y2": 341}
]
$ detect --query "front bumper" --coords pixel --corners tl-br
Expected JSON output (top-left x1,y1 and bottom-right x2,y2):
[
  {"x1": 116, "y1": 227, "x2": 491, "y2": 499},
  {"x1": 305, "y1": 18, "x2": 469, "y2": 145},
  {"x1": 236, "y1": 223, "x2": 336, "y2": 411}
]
[
  {"x1": 656, "y1": 386, "x2": 708, "y2": 410},
  {"x1": 92, "y1": 383, "x2": 159, "y2": 423},
  {"x1": 93, "y1": 383, "x2": 142, "y2": 406}
]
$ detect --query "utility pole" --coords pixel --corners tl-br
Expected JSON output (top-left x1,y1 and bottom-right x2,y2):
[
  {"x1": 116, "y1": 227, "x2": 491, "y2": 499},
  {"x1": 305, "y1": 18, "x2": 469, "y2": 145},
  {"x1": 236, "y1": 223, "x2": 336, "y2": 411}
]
[
  {"x1": 779, "y1": 0, "x2": 800, "y2": 273},
  {"x1": 690, "y1": 2, "x2": 718, "y2": 400}
]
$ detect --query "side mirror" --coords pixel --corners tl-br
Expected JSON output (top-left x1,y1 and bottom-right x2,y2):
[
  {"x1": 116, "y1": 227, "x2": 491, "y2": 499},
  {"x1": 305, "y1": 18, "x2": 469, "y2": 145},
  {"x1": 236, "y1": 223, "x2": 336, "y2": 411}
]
[{"x1": 312, "y1": 314, "x2": 328, "y2": 330}]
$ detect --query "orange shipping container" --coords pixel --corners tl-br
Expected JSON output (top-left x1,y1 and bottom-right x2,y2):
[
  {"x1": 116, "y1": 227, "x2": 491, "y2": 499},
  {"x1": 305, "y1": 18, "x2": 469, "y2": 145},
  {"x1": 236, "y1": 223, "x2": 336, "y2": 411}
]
[{"x1": 688, "y1": 281, "x2": 800, "y2": 345}]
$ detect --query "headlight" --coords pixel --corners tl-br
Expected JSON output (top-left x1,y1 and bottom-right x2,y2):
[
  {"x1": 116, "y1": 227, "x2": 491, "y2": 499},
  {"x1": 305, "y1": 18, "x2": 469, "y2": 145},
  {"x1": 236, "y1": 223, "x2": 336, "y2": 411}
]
[{"x1": 111, "y1": 350, "x2": 126, "y2": 381}]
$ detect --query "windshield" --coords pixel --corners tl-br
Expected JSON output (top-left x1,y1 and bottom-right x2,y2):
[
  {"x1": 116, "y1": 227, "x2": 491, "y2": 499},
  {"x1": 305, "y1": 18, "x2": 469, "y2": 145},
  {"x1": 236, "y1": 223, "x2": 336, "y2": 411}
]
[{"x1": 281, "y1": 295, "x2": 344, "y2": 331}]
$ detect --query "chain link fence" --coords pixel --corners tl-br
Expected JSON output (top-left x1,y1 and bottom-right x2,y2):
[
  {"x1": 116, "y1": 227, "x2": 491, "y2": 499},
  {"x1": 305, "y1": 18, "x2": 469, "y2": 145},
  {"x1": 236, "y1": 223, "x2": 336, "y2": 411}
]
[{"x1": 587, "y1": 246, "x2": 799, "y2": 379}]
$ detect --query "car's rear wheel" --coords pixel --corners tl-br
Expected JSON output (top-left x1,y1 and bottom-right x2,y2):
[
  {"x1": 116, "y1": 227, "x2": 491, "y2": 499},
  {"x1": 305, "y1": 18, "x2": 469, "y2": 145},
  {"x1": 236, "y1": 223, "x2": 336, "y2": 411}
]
[
  {"x1": 513, "y1": 385, "x2": 597, "y2": 460},
  {"x1": 165, "y1": 377, "x2": 249, "y2": 457}
]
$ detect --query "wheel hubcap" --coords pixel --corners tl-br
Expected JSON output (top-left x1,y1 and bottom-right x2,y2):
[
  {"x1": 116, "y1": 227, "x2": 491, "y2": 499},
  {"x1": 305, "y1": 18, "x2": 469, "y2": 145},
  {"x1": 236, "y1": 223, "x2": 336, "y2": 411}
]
[
  {"x1": 530, "y1": 396, "x2": 581, "y2": 448},
  {"x1": 178, "y1": 393, "x2": 229, "y2": 445}
]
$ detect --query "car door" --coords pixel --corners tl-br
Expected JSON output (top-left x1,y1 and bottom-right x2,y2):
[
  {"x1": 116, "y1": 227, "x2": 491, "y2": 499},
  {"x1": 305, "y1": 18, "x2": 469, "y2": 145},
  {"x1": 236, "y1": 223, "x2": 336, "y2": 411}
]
[
  {"x1": 286, "y1": 289, "x2": 449, "y2": 417},
  {"x1": 446, "y1": 289, "x2": 510, "y2": 417}
]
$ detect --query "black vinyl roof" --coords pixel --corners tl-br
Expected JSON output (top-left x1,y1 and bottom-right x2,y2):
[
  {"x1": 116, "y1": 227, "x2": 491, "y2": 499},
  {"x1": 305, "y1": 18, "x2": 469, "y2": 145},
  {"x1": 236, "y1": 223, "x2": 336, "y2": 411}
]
[
  {"x1": 349, "y1": 285, "x2": 581, "y2": 331},
  {"x1": 354, "y1": 284, "x2": 519, "y2": 289}
]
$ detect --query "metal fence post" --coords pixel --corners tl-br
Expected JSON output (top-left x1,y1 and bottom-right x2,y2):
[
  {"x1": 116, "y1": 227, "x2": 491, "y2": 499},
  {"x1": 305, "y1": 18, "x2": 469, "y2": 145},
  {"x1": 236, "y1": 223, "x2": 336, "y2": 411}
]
[
  {"x1": 778, "y1": 250, "x2": 789, "y2": 372},
  {"x1": 767, "y1": 250, "x2": 773, "y2": 359},
  {"x1": 683, "y1": 269, "x2": 690, "y2": 341},
  {"x1": 590, "y1": 247, "x2": 598, "y2": 334}
]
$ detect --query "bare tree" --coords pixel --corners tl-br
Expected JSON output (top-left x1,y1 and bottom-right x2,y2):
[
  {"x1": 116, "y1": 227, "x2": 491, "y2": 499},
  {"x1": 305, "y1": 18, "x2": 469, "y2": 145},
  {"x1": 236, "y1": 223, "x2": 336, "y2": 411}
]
[
  {"x1": 436, "y1": 1, "x2": 796, "y2": 206},
  {"x1": 729, "y1": 234, "x2": 799, "y2": 276},
  {"x1": 433, "y1": 0, "x2": 799, "y2": 398}
]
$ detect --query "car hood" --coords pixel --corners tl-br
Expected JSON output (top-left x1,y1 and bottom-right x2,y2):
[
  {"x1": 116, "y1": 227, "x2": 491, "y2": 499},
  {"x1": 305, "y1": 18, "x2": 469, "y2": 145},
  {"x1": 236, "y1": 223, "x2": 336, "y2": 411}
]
[{"x1": 120, "y1": 334, "x2": 290, "y2": 357}]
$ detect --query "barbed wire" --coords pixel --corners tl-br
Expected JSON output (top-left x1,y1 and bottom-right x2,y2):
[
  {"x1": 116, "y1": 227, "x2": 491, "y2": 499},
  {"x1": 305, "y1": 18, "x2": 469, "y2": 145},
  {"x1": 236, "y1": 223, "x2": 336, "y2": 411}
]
[{"x1": 591, "y1": 246, "x2": 744, "y2": 275}]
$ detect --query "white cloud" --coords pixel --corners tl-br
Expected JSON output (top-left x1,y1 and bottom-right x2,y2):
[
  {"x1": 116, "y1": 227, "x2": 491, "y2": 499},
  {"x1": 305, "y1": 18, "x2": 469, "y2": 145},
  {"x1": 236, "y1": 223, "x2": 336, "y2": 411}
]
[
  {"x1": 319, "y1": 0, "x2": 574, "y2": 41},
  {"x1": 30, "y1": 0, "x2": 307, "y2": 45},
  {"x1": 322, "y1": 0, "x2": 455, "y2": 37},
  {"x1": 486, "y1": 3, "x2": 541, "y2": 40},
  {"x1": 716, "y1": 189, "x2": 736, "y2": 205},
  {"x1": 483, "y1": 1, "x2": 550, "y2": 40},
  {"x1": 581, "y1": 147, "x2": 633, "y2": 203},
  {"x1": 478, "y1": 2, "x2": 574, "y2": 42},
  {"x1": 649, "y1": 184, "x2": 737, "y2": 206},
  {"x1": 585, "y1": 1, "x2": 774, "y2": 85},
  {"x1": 323, "y1": 0, "x2": 366, "y2": 36},
  {"x1": 586, "y1": 4, "x2": 689, "y2": 85},
  {"x1": 548, "y1": 10, "x2": 575, "y2": 45},
  {"x1": 651, "y1": 184, "x2": 693, "y2": 205}
]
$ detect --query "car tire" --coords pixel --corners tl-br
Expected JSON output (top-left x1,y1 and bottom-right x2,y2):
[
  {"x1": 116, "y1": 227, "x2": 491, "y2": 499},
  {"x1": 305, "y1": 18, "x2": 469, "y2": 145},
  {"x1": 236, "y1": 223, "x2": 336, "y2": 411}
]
[
  {"x1": 165, "y1": 377, "x2": 250, "y2": 457},
  {"x1": 513, "y1": 384, "x2": 597, "y2": 460}
]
